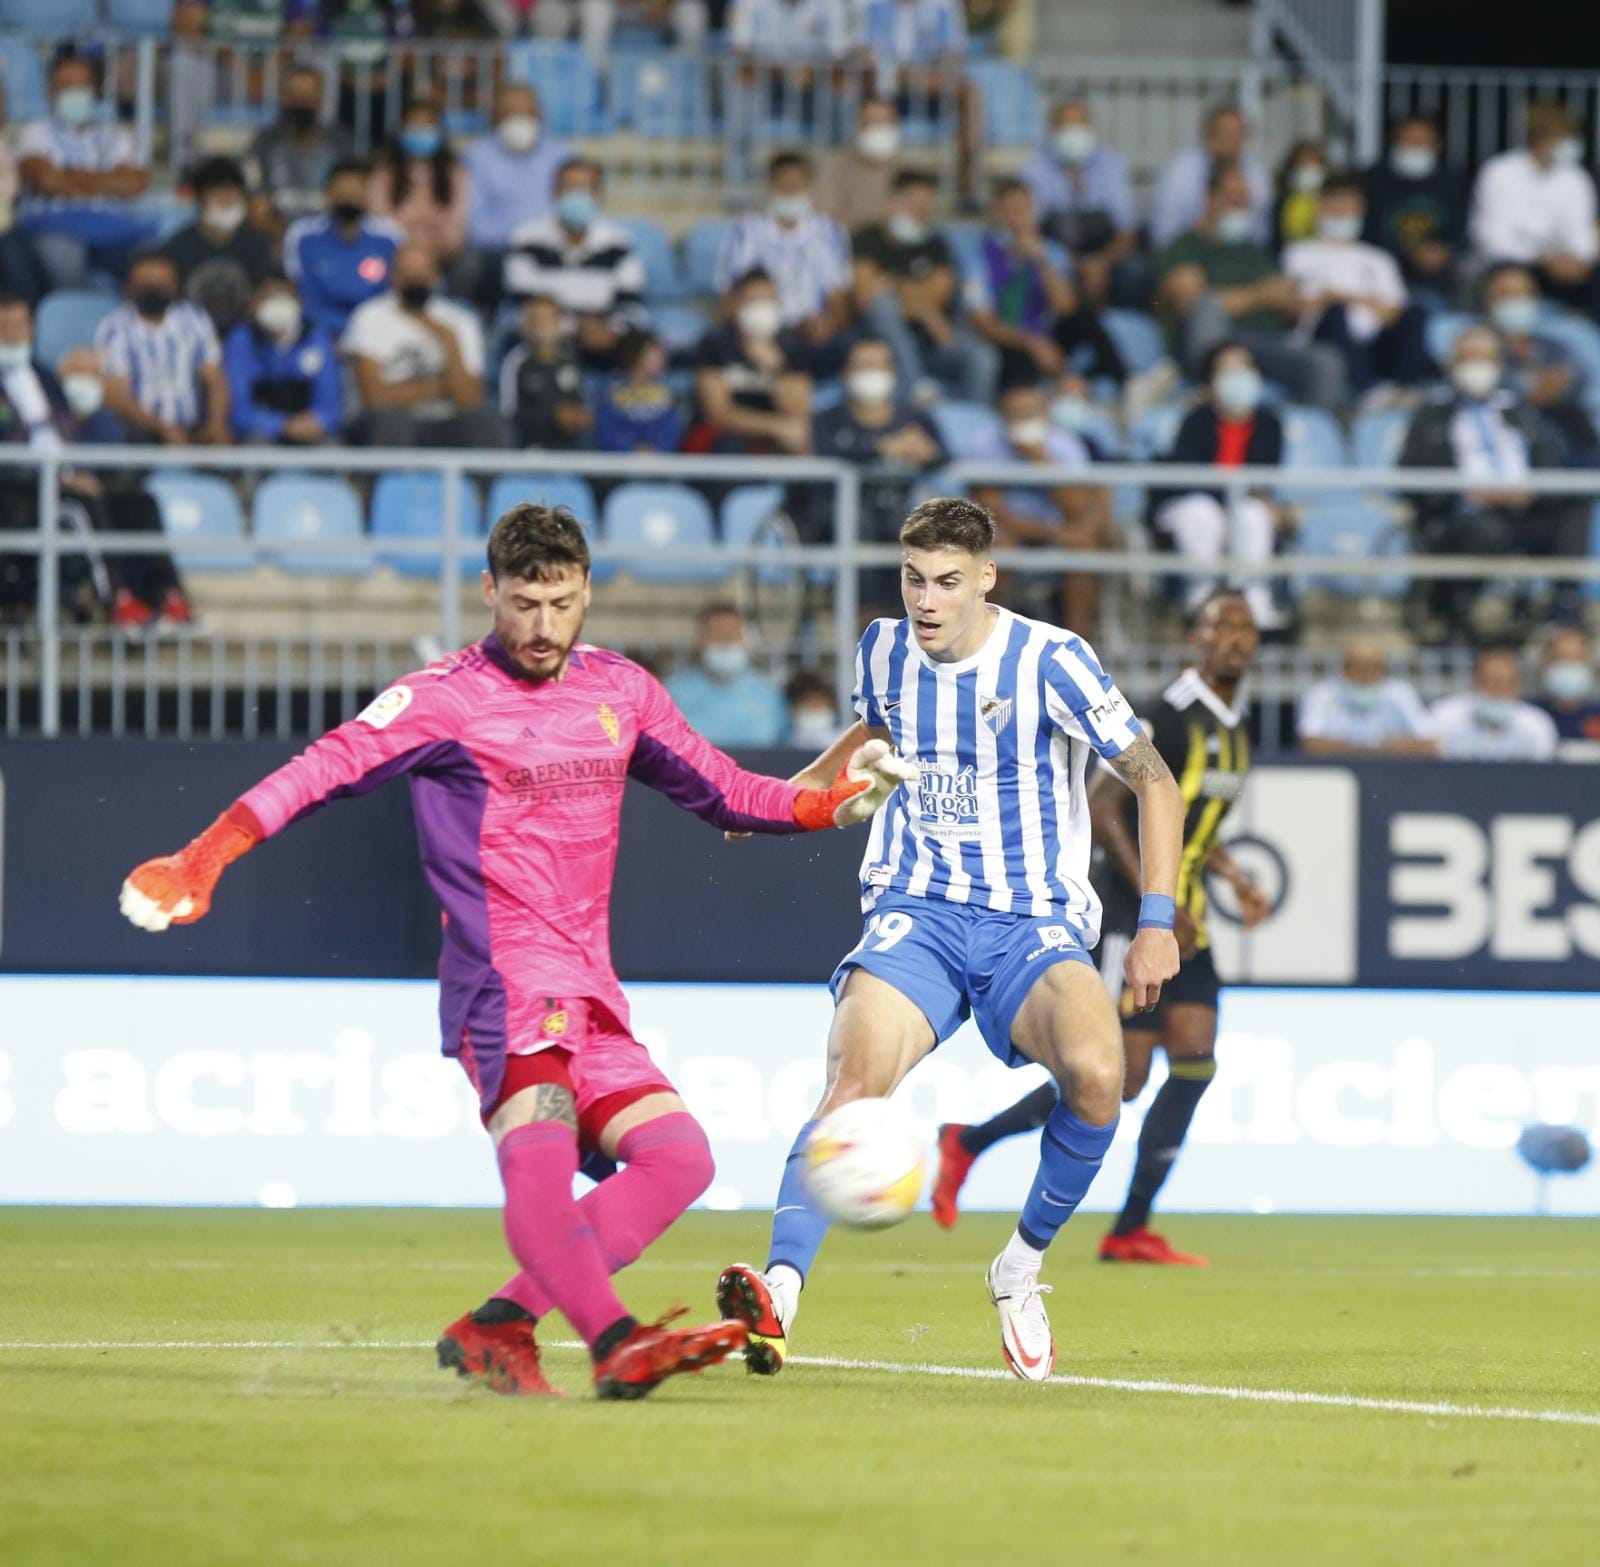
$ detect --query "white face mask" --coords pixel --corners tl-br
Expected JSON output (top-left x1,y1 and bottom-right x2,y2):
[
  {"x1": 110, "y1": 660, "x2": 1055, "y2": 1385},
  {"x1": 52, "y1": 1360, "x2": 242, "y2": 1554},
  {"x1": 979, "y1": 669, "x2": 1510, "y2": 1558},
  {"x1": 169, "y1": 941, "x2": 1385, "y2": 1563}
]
[
  {"x1": 848, "y1": 368, "x2": 896, "y2": 406},
  {"x1": 1215, "y1": 209, "x2": 1254, "y2": 243},
  {"x1": 1317, "y1": 214, "x2": 1363, "y2": 243},
  {"x1": 1550, "y1": 137, "x2": 1584, "y2": 168},
  {"x1": 1050, "y1": 394, "x2": 1092, "y2": 432},
  {"x1": 497, "y1": 115, "x2": 540, "y2": 154},
  {"x1": 1007, "y1": 417, "x2": 1049, "y2": 449},
  {"x1": 1053, "y1": 126, "x2": 1096, "y2": 165},
  {"x1": 888, "y1": 211, "x2": 929, "y2": 245},
  {"x1": 1214, "y1": 365, "x2": 1264, "y2": 415},
  {"x1": 789, "y1": 709, "x2": 838, "y2": 747},
  {"x1": 1391, "y1": 145, "x2": 1437, "y2": 179},
  {"x1": 737, "y1": 299, "x2": 782, "y2": 340},
  {"x1": 53, "y1": 87, "x2": 96, "y2": 128},
  {"x1": 1291, "y1": 164, "x2": 1325, "y2": 194},
  {"x1": 203, "y1": 200, "x2": 247, "y2": 234},
  {"x1": 769, "y1": 193, "x2": 812, "y2": 225},
  {"x1": 0, "y1": 341, "x2": 32, "y2": 372},
  {"x1": 256, "y1": 294, "x2": 302, "y2": 340},
  {"x1": 702, "y1": 643, "x2": 749, "y2": 680},
  {"x1": 1452, "y1": 358, "x2": 1501, "y2": 401},
  {"x1": 856, "y1": 124, "x2": 900, "y2": 162},
  {"x1": 1544, "y1": 659, "x2": 1593, "y2": 703},
  {"x1": 62, "y1": 372, "x2": 104, "y2": 417},
  {"x1": 1491, "y1": 296, "x2": 1540, "y2": 336}
]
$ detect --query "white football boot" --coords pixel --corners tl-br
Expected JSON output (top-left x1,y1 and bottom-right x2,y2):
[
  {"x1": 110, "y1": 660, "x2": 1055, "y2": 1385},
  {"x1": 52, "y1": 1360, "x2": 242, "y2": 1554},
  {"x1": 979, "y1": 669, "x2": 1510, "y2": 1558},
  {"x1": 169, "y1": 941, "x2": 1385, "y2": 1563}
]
[{"x1": 985, "y1": 1254, "x2": 1056, "y2": 1381}]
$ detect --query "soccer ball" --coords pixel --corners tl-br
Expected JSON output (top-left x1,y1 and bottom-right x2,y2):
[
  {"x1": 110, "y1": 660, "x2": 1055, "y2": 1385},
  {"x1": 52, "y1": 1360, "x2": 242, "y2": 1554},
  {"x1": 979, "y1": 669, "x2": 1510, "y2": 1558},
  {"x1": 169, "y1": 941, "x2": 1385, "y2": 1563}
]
[{"x1": 803, "y1": 1097, "x2": 927, "y2": 1229}]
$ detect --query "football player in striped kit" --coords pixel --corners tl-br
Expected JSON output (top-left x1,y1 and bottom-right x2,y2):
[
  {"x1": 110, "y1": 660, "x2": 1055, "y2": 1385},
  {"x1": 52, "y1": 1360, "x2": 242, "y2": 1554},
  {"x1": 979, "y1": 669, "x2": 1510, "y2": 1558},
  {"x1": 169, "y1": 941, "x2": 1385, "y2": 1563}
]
[{"x1": 718, "y1": 497, "x2": 1186, "y2": 1380}]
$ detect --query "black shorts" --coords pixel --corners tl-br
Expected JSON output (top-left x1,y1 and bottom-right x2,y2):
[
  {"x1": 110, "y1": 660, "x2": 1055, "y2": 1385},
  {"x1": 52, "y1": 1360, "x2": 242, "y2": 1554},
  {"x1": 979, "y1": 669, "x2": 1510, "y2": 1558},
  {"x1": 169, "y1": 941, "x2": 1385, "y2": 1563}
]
[{"x1": 1113, "y1": 937, "x2": 1221, "y2": 1027}]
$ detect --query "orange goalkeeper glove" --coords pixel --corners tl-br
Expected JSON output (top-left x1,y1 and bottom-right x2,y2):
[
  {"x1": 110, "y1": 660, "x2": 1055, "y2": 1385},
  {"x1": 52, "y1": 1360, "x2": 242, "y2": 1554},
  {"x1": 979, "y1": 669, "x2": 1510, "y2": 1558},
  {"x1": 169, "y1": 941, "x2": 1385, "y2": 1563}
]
[
  {"x1": 119, "y1": 803, "x2": 264, "y2": 932},
  {"x1": 794, "y1": 739, "x2": 919, "y2": 830}
]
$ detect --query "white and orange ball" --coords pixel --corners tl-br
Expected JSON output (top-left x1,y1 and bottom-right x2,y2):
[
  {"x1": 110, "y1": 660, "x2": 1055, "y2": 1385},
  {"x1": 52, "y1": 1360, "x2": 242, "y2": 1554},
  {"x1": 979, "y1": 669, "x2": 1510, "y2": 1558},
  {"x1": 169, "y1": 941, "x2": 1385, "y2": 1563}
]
[{"x1": 803, "y1": 1097, "x2": 927, "y2": 1229}]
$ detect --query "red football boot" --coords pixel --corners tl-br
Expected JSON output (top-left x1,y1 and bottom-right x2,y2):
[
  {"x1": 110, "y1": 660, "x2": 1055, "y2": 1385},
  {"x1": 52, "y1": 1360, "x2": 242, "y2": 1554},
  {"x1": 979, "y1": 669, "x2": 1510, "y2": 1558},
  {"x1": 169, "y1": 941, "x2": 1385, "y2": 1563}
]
[
  {"x1": 1098, "y1": 1227, "x2": 1210, "y2": 1266},
  {"x1": 112, "y1": 588, "x2": 152, "y2": 629},
  {"x1": 592, "y1": 1309, "x2": 749, "y2": 1401},
  {"x1": 931, "y1": 1123, "x2": 977, "y2": 1230},
  {"x1": 159, "y1": 588, "x2": 194, "y2": 625},
  {"x1": 436, "y1": 1311, "x2": 563, "y2": 1397}
]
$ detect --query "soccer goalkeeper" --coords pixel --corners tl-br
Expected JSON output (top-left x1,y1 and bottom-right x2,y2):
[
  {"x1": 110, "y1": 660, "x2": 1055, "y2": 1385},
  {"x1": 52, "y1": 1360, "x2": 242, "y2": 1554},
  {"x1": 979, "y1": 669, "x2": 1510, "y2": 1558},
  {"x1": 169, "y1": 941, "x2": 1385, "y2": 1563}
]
[{"x1": 120, "y1": 504, "x2": 914, "y2": 1401}]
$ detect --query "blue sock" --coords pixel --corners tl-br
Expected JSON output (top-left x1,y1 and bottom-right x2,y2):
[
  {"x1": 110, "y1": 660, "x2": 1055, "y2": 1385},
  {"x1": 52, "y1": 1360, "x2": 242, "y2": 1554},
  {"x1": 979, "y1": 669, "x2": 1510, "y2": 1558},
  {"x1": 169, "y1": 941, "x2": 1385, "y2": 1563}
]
[
  {"x1": 765, "y1": 1119, "x2": 830, "y2": 1281},
  {"x1": 1017, "y1": 1103, "x2": 1119, "y2": 1251}
]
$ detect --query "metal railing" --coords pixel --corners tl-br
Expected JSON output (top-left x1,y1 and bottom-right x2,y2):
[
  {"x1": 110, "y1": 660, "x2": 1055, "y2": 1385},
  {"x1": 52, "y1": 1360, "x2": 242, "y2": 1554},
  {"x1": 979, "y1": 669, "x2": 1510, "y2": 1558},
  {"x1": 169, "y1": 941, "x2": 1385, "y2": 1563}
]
[
  {"x1": 1382, "y1": 67, "x2": 1600, "y2": 175},
  {"x1": 1253, "y1": 0, "x2": 1386, "y2": 162},
  {"x1": 3, "y1": 445, "x2": 1599, "y2": 743}
]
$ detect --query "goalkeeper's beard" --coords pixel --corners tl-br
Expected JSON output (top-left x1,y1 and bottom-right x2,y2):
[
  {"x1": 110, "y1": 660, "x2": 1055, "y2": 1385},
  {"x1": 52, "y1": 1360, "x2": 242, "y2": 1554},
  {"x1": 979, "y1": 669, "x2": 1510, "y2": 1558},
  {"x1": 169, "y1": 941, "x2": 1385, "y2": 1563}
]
[{"x1": 493, "y1": 610, "x2": 584, "y2": 683}]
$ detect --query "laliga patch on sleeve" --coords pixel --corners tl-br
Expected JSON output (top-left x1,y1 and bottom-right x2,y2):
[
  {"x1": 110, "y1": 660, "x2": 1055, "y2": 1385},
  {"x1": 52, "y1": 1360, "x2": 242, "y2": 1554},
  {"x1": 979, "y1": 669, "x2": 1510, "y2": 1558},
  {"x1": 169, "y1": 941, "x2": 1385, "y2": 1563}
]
[{"x1": 357, "y1": 684, "x2": 414, "y2": 730}]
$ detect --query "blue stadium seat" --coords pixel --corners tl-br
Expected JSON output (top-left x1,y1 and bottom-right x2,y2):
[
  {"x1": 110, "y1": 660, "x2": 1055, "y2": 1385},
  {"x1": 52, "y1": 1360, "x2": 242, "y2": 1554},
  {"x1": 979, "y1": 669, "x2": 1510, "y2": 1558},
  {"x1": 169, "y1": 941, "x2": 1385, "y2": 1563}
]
[
  {"x1": 931, "y1": 399, "x2": 1002, "y2": 460},
  {"x1": 34, "y1": 290, "x2": 118, "y2": 365},
  {"x1": 683, "y1": 219, "x2": 733, "y2": 299},
  {"x1": 617, "y1": 216, "x2": 686, "y2": 305},
  {"x1": 104, "y1": 0, "x2": 175, "y2": 30},
  {"x1": 1296, "y1": 501, "x2": 1409, "y2": 596},
  {"x1": 0, "y1": 37, "x2": 47, "y2": 121},
  {"x1": 1350, "y1": 406, "x2": 1412, "y2": 470},
  {"x1": 1072, "y1": 409, "x2": 1124, "y2": 460},
  {"x1": 940, "y1": 223, "x2": 984, "y2": 284},
  {"x1": 130, "y1": 195, "x2": 196, "y2": 245},
  {"x1": 251, "y1": 474, "x2": 368, "y2": 575},
  {"x1": 610, "y1": 52, "x2": 713, "y2": 137},
  {"x1": 1536, "y1": 312, "x2": 1600, "y2": 413},
  {"x1": 1102, "y1": 309, "x2": 1167, "y2": 376},
  {"x1": 1126, "y1": 402, "x2": 1185, "y2": 462},
  {"x1": 1279, "y1": 404, "x2": 1349, "y2": 502},
  {"x1": 484, "y1": 474, "x2": 613, "y2": 582},
  {"x1": 505, "y1": 41, "x2": 608, "y2": 136},
  {"x1": 145, "y1": 471, "x2": 247, "y2": 573},
  {"x1": 0, "y1": 0, "x2": 95, "y2": 28},
  {"x1": 603, "y1": 482, "x2": 725, "y2": 583},
  {"x1": 964, "y1": 60, "x2": 1043, "y2": 146},
  {"x1": 369, "y1": 473, "x2": 486, "y2": 578},
  {"x1": 1425, "y1": 309, "x2": 1475, "y2": 366},
  {"x1": 652, "y1": 302, "x2": 710, "y2": 352},
  {"x1": 720, "y1": 482, "x2": 792, "y2": 586}
]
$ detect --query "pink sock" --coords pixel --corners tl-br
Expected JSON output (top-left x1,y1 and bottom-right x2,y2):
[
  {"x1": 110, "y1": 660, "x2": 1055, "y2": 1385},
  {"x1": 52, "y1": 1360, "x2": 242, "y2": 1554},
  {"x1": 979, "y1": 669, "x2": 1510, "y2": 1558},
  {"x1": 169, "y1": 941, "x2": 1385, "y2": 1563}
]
[
  {"x1": 493, "y1": 1113, "x2": 714, "y2": 1321},
  {"x1": 496, "y1": 1121, "x2": 632, "y2": 1347}
]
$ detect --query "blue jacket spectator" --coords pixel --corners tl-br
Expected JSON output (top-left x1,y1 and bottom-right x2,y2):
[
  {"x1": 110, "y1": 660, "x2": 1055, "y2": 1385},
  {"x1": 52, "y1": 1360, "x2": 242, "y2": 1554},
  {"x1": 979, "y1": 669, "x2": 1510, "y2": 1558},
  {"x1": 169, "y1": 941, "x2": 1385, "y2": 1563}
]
[
  {"x1": 1149, "y1": 104, "x2": 1271, "y2": 250},
  {"x1": 284, "y1": 161, "x2": 403, "y2": 337},
  {"x1": 593, "y1": 331, "x2": 685, "y2": 453},
  {"x1": 224, "y1": 277, "x2": 342, "y2": 444},
  {"x1": 666, "y1": 603, "x2": 787, "y2": 747},
  {"x1": 462, "y1": 85, "x2": 572, "y2": 252}
]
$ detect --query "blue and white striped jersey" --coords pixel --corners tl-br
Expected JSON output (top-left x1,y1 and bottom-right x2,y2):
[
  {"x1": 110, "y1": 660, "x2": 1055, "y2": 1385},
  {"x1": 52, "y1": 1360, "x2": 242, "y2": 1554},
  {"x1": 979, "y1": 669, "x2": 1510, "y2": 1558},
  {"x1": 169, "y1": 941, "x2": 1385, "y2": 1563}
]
[{"x1": 853, "y1": 606, "x2": 1142, "y2": 936}]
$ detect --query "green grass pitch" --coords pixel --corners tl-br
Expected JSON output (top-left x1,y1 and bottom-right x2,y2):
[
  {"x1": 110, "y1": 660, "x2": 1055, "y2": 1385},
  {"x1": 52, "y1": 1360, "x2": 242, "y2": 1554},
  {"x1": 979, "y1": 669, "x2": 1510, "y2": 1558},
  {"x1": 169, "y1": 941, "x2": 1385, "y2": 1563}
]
[{"x1": 2, "y1": 1208, "x2": 1597, "y2": 1566}]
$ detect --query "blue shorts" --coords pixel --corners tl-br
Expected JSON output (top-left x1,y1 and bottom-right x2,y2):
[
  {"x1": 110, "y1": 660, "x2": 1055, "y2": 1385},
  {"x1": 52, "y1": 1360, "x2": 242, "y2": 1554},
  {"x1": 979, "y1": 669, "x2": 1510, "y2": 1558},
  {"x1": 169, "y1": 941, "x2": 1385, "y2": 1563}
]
[{"x1": 830, "y1": 893, "x2": 1096, "y2": 1067}]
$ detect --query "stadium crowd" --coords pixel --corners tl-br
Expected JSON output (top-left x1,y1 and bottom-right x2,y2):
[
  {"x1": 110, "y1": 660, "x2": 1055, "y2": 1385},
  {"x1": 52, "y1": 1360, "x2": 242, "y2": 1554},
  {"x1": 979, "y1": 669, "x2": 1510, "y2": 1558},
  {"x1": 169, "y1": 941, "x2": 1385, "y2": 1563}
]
[{"x1": 2, "y1": 7, "x2": 1600, "y2": 752}]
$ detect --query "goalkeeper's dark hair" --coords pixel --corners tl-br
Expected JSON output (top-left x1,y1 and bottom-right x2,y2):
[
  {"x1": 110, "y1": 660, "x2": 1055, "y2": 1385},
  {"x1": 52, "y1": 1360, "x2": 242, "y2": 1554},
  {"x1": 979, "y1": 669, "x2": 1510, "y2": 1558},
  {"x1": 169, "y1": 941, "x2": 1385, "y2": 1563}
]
[
  {"x1": 487, "y1": 503, "x2": 590, "y2": 581},
  {"x1": 899, "y1": 496, "x2": 997, "y2": 558}
]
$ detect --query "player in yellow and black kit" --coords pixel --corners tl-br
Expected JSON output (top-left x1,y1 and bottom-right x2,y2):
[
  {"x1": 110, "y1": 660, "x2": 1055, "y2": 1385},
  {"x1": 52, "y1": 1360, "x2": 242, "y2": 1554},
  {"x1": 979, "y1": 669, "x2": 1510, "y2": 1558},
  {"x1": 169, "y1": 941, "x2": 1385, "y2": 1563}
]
[{"x1": 930, "y1": 592, "x2": 1269, "y2": 1263}]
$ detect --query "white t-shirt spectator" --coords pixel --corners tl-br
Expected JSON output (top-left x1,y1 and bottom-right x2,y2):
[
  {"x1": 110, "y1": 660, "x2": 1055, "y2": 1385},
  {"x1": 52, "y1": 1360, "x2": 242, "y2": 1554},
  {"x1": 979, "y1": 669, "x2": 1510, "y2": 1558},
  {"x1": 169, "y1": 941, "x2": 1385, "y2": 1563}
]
[
  {"x1": 1298, "y1": 676, "x2": 1431, "y2": 749},
  {"x1": 1429, "y1": 692, "x2": 1559, "y2": 760},
  {"x1": 341, "y1": 292, "x2": 484, "y2": 419},
  {"x1": 1282, "y1": 238, "x2": 1408, "y2": 341},
  {"x1": 1469, "y1": 150, "x2": 1600, "y2": 265},
  {"x1": 15, "y1": 117, "x2": 138, "y2": 215}
]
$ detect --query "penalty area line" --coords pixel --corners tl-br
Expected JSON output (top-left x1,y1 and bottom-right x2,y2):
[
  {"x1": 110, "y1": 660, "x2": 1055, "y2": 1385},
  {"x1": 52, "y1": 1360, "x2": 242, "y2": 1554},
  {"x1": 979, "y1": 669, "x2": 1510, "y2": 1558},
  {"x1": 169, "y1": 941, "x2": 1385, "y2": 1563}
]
[{"x1": 1, "y1": 1339, "x2": 1596, "y2": 1429}]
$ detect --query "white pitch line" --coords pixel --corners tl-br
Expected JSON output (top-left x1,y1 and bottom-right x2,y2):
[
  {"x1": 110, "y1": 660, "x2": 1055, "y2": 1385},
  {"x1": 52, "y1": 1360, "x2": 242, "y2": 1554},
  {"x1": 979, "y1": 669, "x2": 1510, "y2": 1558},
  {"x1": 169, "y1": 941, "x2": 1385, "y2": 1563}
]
[{"x1": 2, "y1": 1339, "x2": 1597, "y2": 1430}]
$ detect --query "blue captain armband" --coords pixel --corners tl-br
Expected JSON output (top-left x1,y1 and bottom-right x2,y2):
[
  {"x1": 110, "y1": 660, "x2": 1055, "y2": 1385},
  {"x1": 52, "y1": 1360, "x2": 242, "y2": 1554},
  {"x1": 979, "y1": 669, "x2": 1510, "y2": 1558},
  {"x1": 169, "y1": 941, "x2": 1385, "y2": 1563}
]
[{"x1": 1138, "y1": 894, "x2": 1177, "y2": 930}]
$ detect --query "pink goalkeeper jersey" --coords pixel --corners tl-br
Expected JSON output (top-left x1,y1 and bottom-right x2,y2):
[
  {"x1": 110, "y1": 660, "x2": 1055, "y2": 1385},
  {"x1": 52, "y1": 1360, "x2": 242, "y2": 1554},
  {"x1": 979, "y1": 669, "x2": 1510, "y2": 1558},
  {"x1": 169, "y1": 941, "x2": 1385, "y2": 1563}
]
[{"x1": 238, "y1": 635, "x2": 805, "y2": 1103}]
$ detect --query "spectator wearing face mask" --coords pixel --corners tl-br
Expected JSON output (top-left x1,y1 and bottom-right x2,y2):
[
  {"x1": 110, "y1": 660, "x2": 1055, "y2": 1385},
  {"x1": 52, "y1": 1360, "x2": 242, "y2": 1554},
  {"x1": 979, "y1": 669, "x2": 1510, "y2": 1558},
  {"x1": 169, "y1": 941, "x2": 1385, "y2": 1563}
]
[
  {"x1": 1274, "y1": 140, "x2": 1329, "y2": 247},
  {"x1": 1297, "y1": 636, "x2": 1435, "y2": 756},
  {"x1": 1019, "y1": 99, "x2": 1138, "y2": 311},
  {"x1": 285, "y1": 160, "x2": 404, "y2": 337},
  {"x1": 690, "y1": 269, "x2": 813, "y2": 455},
  {"x1": 15, "y1": 50, "x2": 153, "y2": 291},
  {"x1": 970, "y1": 379, "x2": 1113, "y2": 636},
  {"x1": 594, "y1": 330, "x2": 685, "y2": 454},
  {"x1": 224, "y1": 274, "x2": 341, "y2": 445},
  {"x1": 1149, "y1": 102, "x2": 1271, "y2": 251},
  {"x1": 665, "y1": 602, "x2": 787, "y2": 746},
  {"x1": 1400, "y1": 325, "x2": 1589, "y2": 637},
  {"x1": 1430, "y1": 647, "x2": 1558, "y2": 761},
  {"x1": 1159, "y1": 164, "x2": 1345, "y2": 412},
  {"x1": 1535, "y1": 624, "x2": 1600, "y2": 747},
  {"x1": 1282, "y1": 172, "x2": 1431, "y2": 395},
  {"x1": 342, "y1": 244, "x2": 501, "y2": 449},
  {"x1": 852, "y1": 170, "x2": 997, "y2": 402},
  {"x1": 460, "y1": 86, "x2": 570, "y2": 301},
  {"x1": 163, "y1": 157, "x2": 275, "y2": 338},
  {"x1": 1471, "y1": 101, "x2": 1599, "y2": 318},
  {"x1": 1483, "y1": 264, "x2": 1598, "y2": 463},
  {"x1": 815, "y1": 99, "x2": 903, "y2": 234},
  {"x1": 246, "y1": 65, "x2": 355, "y2": 234},
  {"x1": 368, "y1": 100, "x2": 470, "y2": 273},
  {"x1": 504, "y1": 158, "x2": 647, "y2": 372},
  {"x1": 96, "y1": 252, "x2": 230, "y2": 447},
  {"x1": 784, "y1": 669, "x2": 841, "y2": 750},
  {"x1": 1362, "y1": 116, "x2": 1468, "y2": 294},
  {"x1": 499, "y1": 294, "x2": 591, "y2": 451},
  {"x1": 715, "y1": 152, "x2": 852, "y2": 377},
  {"x1": 1147, "y1": 341, "x2": 1287, "y2": 632}
]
